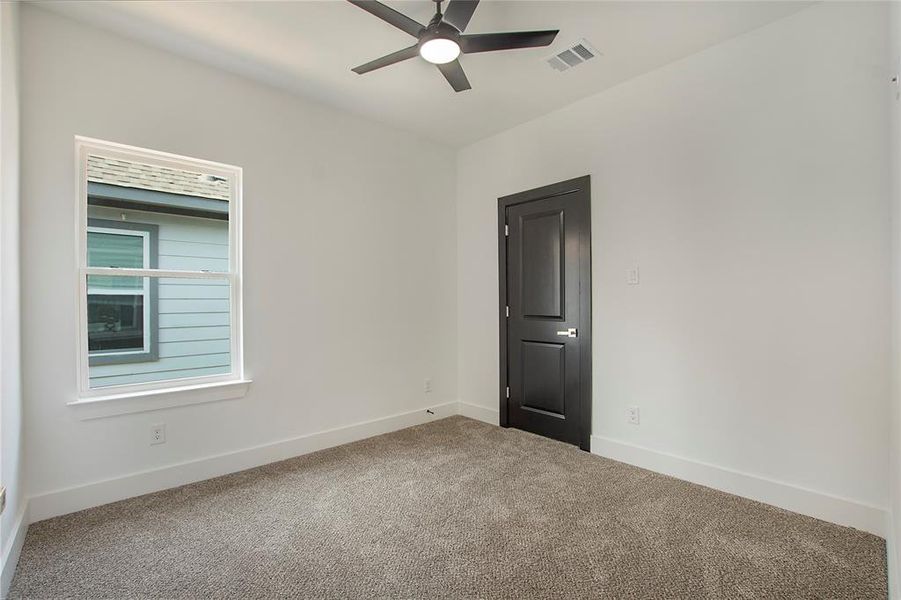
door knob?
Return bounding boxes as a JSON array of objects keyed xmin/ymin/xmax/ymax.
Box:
[{"xmin": 556, "ymin": 328, "xmax": 578, "ymax": 338}]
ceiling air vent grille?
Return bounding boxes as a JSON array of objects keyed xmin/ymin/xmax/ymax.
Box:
[{"xmin": 546, "ymin": 39, "xmax": 600, "ymax": 72}]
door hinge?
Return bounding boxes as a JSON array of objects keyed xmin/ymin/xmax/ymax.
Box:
[
  {"xmin": 505, "ymin": 386, "xmax": 510, "ymax": 399},
  {"xmin": 505, "ymin": 305, "xmax": 510, "ymax": 318},
  {"xmin": 504, "ymin": 224, "xmax": 509, "ymax": 236}
]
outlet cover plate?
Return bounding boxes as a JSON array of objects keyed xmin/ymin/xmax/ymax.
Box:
[
  {"xmin": 626, "ymin": 406, "xmax": 640, "ymax": 425},
  {"xmin": 627, "ymin": 267, "xmax": 640, "ymax": 285},
  {"xmin": 151, "ymin": 424, "xmax": 166, "ymax": 445}
]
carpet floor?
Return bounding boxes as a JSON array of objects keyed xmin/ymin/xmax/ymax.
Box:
[{"xmin": 10, "ymin": 416, "xmax": 886, "ymax": 599}]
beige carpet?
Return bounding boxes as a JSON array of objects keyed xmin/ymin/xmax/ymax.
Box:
[{"xmin": 10, "ymin": 416, "xmax": 886, "ymax": 599}]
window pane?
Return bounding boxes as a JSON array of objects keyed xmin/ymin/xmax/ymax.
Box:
[
  {"xmin": 93, "ymin": 206, "xmax": 229, "ymax": 272},
  {"xmin": 87, "ymin": 231, "xmax": 144, "ymax": 289},
  {"xmin": 87, "ymin": 154, "xmax": 230, "ymax": 272},
  {"xmin": 87, "ymin": 231, "xmax": 144, "ymax": 268},
  {"xmin": 87, "ymin": 274, "xmax": 150, "ymax": 363},
  {"xmin": 88, "ymin": 294, "xmax": 144, "ymax": 352},
  {"xmin": 88, "ymin": 275, "xmax": 231, "ymax": 389}
]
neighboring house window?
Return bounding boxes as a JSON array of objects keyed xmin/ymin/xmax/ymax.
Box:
[
  {"xmin": 76, "ymin": 138, "xmax": 243, "ymax": 398},
  {"xmin": 87, "ymin": 219, "xmax": 159, "ymax": 365}
]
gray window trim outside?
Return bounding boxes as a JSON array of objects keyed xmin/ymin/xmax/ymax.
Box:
[
  {"xmin": 87, "ymin": 218, "xmax": 160, "ymax": 366},
  {"xmin": 87, "ymin": 182, "xmax": 228, "ymax": 220}
]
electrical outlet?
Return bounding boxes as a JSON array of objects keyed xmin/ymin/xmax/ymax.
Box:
[
  {"xmin": 151, "ymin": 423, "xmax": 166, "ymax": 445},
  {"xmin": 626, "ymin": 266, "xmax": 640, "ymax": 285},
  {"xmin": 424, "ymin": 378, "xmax": 432, "ymax": 393},
  {"xmin": 626, "ymin": 406, "xmax": 640, "ymax": 425}
]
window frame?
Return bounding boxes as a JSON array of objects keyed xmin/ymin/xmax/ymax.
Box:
[
  {"xmin": 86, "ymin": 219, "xmax": 159, "ymax": 366},
  {"xmin": 75, "ymin": 137, "xmax": 244, "ymax": 400}
]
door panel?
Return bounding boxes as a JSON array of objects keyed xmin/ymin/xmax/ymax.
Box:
[
  {"xmin": 499, "ymin": 176, "xmax": 591, "ymax": 449},
  {"xmin": 521, "ymin": 340, "xmax": 565, "ymax": 416},
  {"xmin": 520, "ymin": 211, "xmax": 564, "ymax": 319}
]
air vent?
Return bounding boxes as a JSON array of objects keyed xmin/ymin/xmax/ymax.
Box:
[{"xmin": 546, "ymin": 39, "xmax": 600, "ymax": 72}]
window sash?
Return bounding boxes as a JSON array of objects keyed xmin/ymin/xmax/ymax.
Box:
[
  {"xmin": 87, "ymin": 226, "xmax": 151, "ymax": 356},
  {"xmin": 86, "ymin": 293, "xmax": 147, "ymax": 357},
  {"xmin": 82, "ymin": 267, "xmax": 234, "ymax": 280},
  {"xmin": 75, "ymin": 136, "xmax": 243, "ymax": 399},
  {"xmin": 86, "ymin": 226, "xmax": 149, "ymax": 269},
  {"xmin": 88, "ymin": 288, "xmax": 147, "ymax": 296},
  {"xmin": 78, "ymin": 270, "xmax": 238, "ymax": 394},
  {"xmin": 87, "ymin": 291, "xmax": 149, "ymax": 356}
]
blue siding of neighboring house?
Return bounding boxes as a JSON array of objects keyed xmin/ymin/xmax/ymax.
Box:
[{"xmin": 88, "ymin": 205, "xmax": 231, "ymax": 388}]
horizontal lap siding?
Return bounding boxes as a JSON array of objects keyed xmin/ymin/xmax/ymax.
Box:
[
  {"xmin": 159, "ymin": 313, "xmax": 229, "ymax": 327},
  {"xmin": 158, "ymin": 325, "xmax": 230, "ymax": 343},
  {"xmin": 88, "ymin": 206, "xmax": 231, "ymax": 388},
  {"xmin": 90, "ymin": 352, "xmax": 231, "ymax": 377},
  {"xmin": 158, "ymin": 298, "xmax": 230, "ymax": 313},
  {"xmin": 91, "ymin": 365, "xmax": 233, "ymax": 388}
]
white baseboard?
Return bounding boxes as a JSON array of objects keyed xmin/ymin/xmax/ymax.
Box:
[
  {"xmin": 457, "ymin": 401, "xmax": 499, "ymax": 425},
  {"xmin": 1, "ymin": 503, "xmax": 29, "ymax": 598},
  {"xmin": 28, "ymin": 401, "xmax": 458, "ymax": 524},
  {"xmin": 889, "ymin": 511, "xmax": 900, "ymax": 599},
  {"xmin": 591, "ymin": 434, "xmax": 887, "ymax": 537}
]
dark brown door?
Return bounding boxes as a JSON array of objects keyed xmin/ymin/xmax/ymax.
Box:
[{"xmin": 498, "ymin": 176, "xmax": 591, "ymax": 449}]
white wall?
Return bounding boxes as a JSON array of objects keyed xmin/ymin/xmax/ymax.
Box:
[
  {"xmin": 20, "ymin": 6, "xmax": 457, "ymax": 506},
  {"xmin": 457, "ymin": 2, "xmax": 890, "ymax": 524},
  {"xmin": 889, "ymin": 1, "xmax": 901, "ymax": 595},
  {"xmin": 0, "ymin": 0, "xmax": 26, "ymax": 593}
]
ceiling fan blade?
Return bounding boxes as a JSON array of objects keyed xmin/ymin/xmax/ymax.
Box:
[
  {"xmin": 442, "ymin": 0, "xmax": 479, "ymax": 32},
  {"xmin": 461, "ymin": 30, "xmax": 559, "ymax": 54},
  {"xmin": 352, "ymin": 45, "xmax": 420, "ymax": 74},
  {"xmin": 437, "ymin": 60, "xmax": 471, "ymax": 92},
  {"xmin": 347, "ymin": 0, "xmax": 424, "ymax": 38}
]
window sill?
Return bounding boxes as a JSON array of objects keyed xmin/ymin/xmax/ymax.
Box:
[{"xmin": 68, "ymin": 379, "xmax": 252, "ymax": 420}]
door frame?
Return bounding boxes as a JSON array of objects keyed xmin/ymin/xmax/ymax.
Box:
[{"xmin": 497, "ymin": 175, "xmax": 592, "ymax": 450}]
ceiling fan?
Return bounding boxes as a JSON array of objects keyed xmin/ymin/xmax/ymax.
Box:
[{"xmin": 348, "ymin": 0, "xmax": 559, "ymax": 92}]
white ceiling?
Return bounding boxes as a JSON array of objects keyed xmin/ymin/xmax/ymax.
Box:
[{"xmin": 37, "ymin": 0, "xmax": 811, "ymax": 147}]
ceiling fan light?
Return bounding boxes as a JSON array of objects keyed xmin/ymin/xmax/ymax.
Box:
[{"xmin": 419, "ymin": 38, "xmax": 461, "ymax": 64}]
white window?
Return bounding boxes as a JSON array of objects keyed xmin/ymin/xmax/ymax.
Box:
[
  {"xmin": 75, "ymin": 137, "xmax": 244, "ymax": 401},
  {"xmin": 87, "ymin": 222, "xmax": 156, "ymax": 365}
]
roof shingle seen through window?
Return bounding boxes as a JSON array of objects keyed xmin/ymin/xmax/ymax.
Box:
[{"xmin": 87, "ymin": 155, "xmax": 230, "ymax": 201}]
